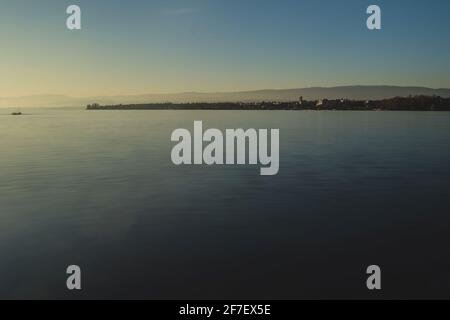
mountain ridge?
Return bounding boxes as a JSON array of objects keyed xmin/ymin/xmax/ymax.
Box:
[{"xmin": 2, "ymin": 86, "xmax": 450, "ymax": 108}]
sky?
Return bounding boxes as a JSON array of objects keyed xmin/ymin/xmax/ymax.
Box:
[{"xmin": 1, "ymin": 0, "xmax": 450, "ymax": 97}]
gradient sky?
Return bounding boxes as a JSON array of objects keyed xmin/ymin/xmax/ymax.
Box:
[{"xmin": 1, "ymin": 0, "xmax": 450, "ymax": 97}]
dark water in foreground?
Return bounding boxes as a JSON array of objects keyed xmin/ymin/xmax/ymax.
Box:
[{"xmin": 1, "ymin": 109, "xmax": 450, "ymax": 299}]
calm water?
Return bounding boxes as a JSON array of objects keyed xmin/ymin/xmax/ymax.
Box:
[{"xmin": 1, "ymin": 108, "xmax": 450, "ymax": 299}]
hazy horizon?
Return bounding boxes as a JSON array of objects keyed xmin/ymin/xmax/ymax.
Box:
[
  {"xmin": 2, "ymin": 85, "xmax": 450, "ymax": 108},
  {"xmin": 2, "ymin": 84, "xmax": 450, "ymax": 99}
]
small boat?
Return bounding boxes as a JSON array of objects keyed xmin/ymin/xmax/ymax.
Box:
[{"xmin": 11, "ymin": 112, "xmax": 22, "ymax": 115}]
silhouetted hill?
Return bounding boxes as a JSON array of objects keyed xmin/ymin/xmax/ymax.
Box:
[{"xmin": 2, "ymin": 86, "xmax": 450, "ymax": 107}]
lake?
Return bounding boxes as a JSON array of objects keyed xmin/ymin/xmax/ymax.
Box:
[{"xmin": 1, "ymin": 108, "xmax": 450, "ymax": 299}]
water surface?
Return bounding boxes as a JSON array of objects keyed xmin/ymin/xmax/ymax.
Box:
[{"xmin": 1, "ymin": 108, "xmax": 450, "ymax": 299}]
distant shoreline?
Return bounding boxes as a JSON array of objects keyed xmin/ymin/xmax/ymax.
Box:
[
  {"xmin": 86, "ymin": 96, "xmax": 450, "ymax": 111},
  {"xmin": 4, "ymin": 86, "xmax": 450, "ymax": 108}
]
